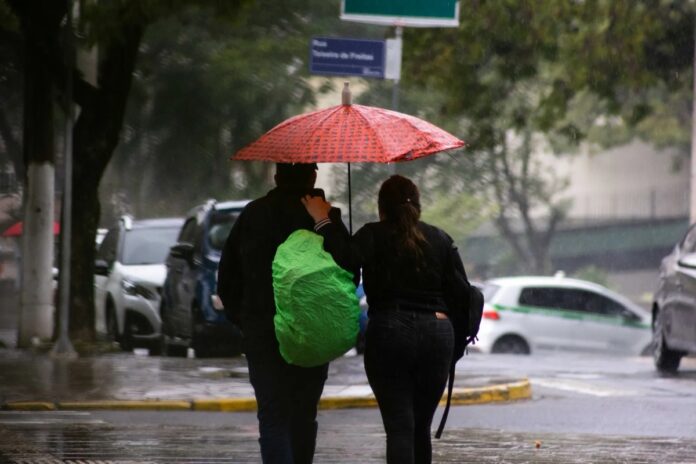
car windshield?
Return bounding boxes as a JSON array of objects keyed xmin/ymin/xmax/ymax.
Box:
[
  {"xmin": 208, "ymin": 210, "xmax": 241, "ymax": 251},
  {"xmin": 482, "ymin": 283, "xmax": 500, "ymax": 301},
  {"xmin": 121, "ymin": 226, "xmax": 180, "ymax": 265}
]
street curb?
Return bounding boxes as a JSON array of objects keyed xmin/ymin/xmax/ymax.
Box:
[{"xmin": 2, "ymin": 379, "xmax": 531, "ymax": 412}]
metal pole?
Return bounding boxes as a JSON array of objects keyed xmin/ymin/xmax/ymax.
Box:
[
  {"xmin": 390, "ymin": 26, "xmax": 402, "ymax": 175},
  {"xmin": 391, "ymin": 26, "xmax": 402, "ymax": 112},
  {"xmin": 347, "ymin": 162, "xmax": 353, "ymax": 235},
  {"xmin": 689, "ymin": 16, "xmax": 696, "ymax": 224},
  {"xmin": 53, "ymin": 0, "xmax": 76, "ymax": 357},
  {"xmin": 690, "ymin": 13, "xmax": 696, "ymax": 225}
]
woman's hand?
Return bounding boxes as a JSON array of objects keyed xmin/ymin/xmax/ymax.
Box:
[{"xmin": 301, "ymin": 195, "xmax": 332, "ymax": 223}]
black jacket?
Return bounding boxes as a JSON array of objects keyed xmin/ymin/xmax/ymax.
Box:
[
  {"xmin": 217, "ymin": 186, "xmax": 348, "ymax": 354},
  {"xmin": 316, "ymin": 219, "xmax": 469, "ymax": 316}
]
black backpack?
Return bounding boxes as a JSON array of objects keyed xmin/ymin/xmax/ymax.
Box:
[{"xmin": 436, "ymin": 246, "xmax": 484, "ymax": 439}]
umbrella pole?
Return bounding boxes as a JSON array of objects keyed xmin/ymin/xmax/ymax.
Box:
[{"xmin": 347, "ymin": 162, "xmax": 352, "ymax": 235}]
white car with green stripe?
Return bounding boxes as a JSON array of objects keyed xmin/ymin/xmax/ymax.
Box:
[{"xmin": 476, "ymin": 276, "xmax": 652, "ymax": 355}]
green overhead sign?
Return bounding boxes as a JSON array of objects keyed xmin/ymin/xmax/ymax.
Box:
[{"xmin": 341, "ymin": 0, "xmax": 460, "ymax": 27}]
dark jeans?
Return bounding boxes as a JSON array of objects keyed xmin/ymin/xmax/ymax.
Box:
[
  {"xmin": 364, "ymin": 308, "xmax": 454, "ymax": 464},
  {"xmin": 246, "ymin": 348, "xmax": 329, "ymax": 464}
]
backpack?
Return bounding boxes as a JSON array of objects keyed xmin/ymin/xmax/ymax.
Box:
[
  {"xmin": 272, "ymin": 229, "xmax": 361, "ymax": 367},
  {"xmin": 436, "ymin": 246, "xmax": 484, "ymax": 439}
]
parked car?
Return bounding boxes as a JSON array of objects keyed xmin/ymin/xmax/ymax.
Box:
[
  {"xmin": 355, "ymin": 282, "xmax": 368, "ymax": 354},
  {"xmin": 653, "ymin": 223, "xmax": 696, "ymax": 373},
  {"xmin": 160, "ymin": 199, "xmax": 249, "ymax": 357},
  {"xmin": 94, "ymin": 216, "xmax": 184, "ymax": 353},
  {"xmin": 475, "ymin": 275, "xmax": 652, "ymax": 355}
]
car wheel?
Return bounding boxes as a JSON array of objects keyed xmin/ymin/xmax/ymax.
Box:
[
  {"xmin": 163, "ymin": 337, "xmax": 188, "ymax": 357},
  {"xmin": 653, "ymin": 310, "xmax": 682, "ymax": 373},
  {"xmin": 119, "ymin": 313, "xmax": 134, "ymax": 352},
  {"xmin": 192, "ymin": 304, "xmax": 215, "ymax": 358},
  {"xmin": 148, "ymin": 339, "xmax": 163, "ymax": 356},
  {"xmin": 491, "ymin": 335, "xmax": 530, "ymax": 355},
  {"xmin": 106, "ymin": 302, "xmax": 120, "ymax": 344}
]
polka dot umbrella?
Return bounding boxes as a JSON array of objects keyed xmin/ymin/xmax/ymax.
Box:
[
  {"xmin": 232, "ymin": 82, "xmax": 466, "ymax": 231},
  {"xmin": 233, "ymin": 83, "xmax": 465, "ymax": 164}
]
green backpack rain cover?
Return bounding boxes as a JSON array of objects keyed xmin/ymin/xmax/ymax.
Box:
[{"xmin": 272, "ymin": 229, "xmax": 360, "ymax": 367}]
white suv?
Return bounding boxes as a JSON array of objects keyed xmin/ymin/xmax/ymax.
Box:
[
  {"xmin": 94, "ymin": 216, "xmax": 183, "ymax": 353},
  {"xmin": 475, "ymin": 276, "xmax": 652, "ymax": 356}
]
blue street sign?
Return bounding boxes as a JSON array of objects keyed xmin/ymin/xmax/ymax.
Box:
[{"xmin": 309, "ymin": 37, "xmax": 385, "ymax": 78}]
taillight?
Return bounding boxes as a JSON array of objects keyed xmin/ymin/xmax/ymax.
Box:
[{"xmin": 482, "ymin": 305, "xmax": 500, "ymax": 320}]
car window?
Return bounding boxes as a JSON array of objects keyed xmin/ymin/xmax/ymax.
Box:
[
  {"xmin": 207, "ymin": 210, "xmax": 241, "ymax": 251},
  {"xmin": 178, "ymin": 218, "xmax": 198, "ymax": 244},
  {"xmin": 519, "ymin": 287, "xmax": 565, "ymax": 309},
  {"xmin": 96, "ymin": 228, "xmax": 119, "ymax": 264},
  {"xmin": 582, "ymin": 291, "xmax": 626, "ymax": 316},
  {"xmin": 680, "ymin": 225, "xmax": 696, "ymax": 254},
  {"xmin": 519, "ymin": 286, "xmax": 628, "ymax": 317},
  {"xmin": 121, "ymin": 226, "xmax": 180, "ymax": 265}
]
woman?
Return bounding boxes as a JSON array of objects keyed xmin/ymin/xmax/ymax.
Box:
[{"xmin": 302, "ymin": 175, "xmax": 470, "ymax": 464}]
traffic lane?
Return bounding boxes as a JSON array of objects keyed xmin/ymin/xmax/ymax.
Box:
[
  {"xmin": 3, "ymin": 411, "xmax": 696, "ymax": 463},
  {"xmin": 459, "ymin": 351, "xmax": 696, "ymax": 387}
]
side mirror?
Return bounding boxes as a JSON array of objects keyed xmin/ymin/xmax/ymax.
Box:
[
  {"xmin": 170, "ymin": 243, "xmax": 195, "ymax": 265},
  {"xmin": 94, "ymin": 259, "xmax": 110, "ymax": 276},
  {"xmin": 678, "ymin": 252, "xmax": 696, "ymax": 270}
]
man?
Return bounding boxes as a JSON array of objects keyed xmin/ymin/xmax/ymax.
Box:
[{"xmin": 217, "ymin": 163, "xmax": 349, "ymax": 464}]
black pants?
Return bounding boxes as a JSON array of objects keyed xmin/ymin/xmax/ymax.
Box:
[
  {"xmin": 246, "ymin": 348, "xmax": 329, "ymax": 464},
  {"xmin": 364, "ymin": 309, "xmax": 454, "ymax": 464}
]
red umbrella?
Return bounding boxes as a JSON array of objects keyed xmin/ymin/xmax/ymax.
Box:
[
  {"xmin": 232, "ymin": 83, "xmax": 465, "ymax": 231},
  {"xmin": 234, "ymin": 84, "xmax": 464, "ymax": 163},
  {"xmin": 1, "ymin": 221, "xmax": 60, "ymax": 237}
]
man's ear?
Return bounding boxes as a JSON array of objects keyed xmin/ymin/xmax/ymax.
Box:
[{"xmin": 309, "ymin": 171, "xmax": 317, "ymax": 186}]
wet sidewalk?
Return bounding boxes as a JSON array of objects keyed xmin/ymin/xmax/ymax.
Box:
[
  {"xmin": 0, "ymin": 348, "xmax": 530, "ymax": 411},
  {"xmin": 3, "ymin": 413, "xmax": 696, "ymax": 463}
]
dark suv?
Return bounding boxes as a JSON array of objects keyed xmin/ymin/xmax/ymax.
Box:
[
  {"xmin": 160, "ymin": 200, "xmax": 249, "ymax": 357},
  {"xmin": 653, "ymin": 222, "xmax": 696, "ymax": 373}
]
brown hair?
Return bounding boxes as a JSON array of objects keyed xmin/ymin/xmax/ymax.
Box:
[{"xmin": 378, "ymin": 175, "xmax": 427, "ymax": 260}]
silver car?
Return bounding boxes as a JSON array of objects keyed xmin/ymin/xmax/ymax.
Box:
[{"xmin": 653, "ymin": 223, "xmax": 696, "ymax": 373}]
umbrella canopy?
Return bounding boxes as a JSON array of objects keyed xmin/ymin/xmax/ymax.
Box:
[
  {"xmin": 1, "ymin": 221, "xmax": 60, "ymax": 237},
  {"xmin": 233, "ymin": 83, "xmax": 464, "ymax": 164}
]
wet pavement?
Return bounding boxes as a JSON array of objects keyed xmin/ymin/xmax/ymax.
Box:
[
  {"xmin": 0, "ymin": 348, "xmax": 521, "ymax": 405},
  {"xmin": 2, "ymin": 411, "xmax": 696, "ymax": 463}
]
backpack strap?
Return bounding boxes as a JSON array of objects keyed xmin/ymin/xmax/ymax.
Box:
[{"xmin": 435, "ymin": 360, "xmax": 456, "ymax": 439}]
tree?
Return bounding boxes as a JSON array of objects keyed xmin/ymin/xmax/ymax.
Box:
[
  {"xmin": 403, "ymin": 0, "xmax": 695, "ymax": 274},
  {"xmin": 101, "ymin": 0, "xmax": 384, "ymax": 221},
  {"xmin": 4, "ymin": 1, "xmax": 247, "ymax": 344},
  {"xmin": 0, "ymin": 2, "xmax": 22, "ymax": 183},
  {"xmin": 3, "ymin": 0, "xmax": 381, "ymax": 344}
]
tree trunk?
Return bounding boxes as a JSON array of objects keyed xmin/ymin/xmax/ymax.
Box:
[{"xmin": 69, "ymin": 21, "xmax": 144, "ymax": 341}]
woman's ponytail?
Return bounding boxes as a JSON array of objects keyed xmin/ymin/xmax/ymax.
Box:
[{"xmin": 378, "ymin": 175, "xmax": 427, "ymax": 261}]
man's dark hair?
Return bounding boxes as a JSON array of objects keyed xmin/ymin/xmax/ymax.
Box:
[{"xmin": 274, "ymin": 163, "xmax": 318, "ymax": 189}]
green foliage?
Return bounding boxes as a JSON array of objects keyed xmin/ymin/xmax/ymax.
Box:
[{"xmin": 102, "ymin": 0, "xmax": 384, "ymax": 220}]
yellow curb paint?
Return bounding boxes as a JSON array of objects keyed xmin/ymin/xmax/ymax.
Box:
[
  {"xmin": 193, "ymin": 398, "xmax": 257, "ymax": 412},
  {"xmin": 57, "ymin": 400, "xmax": 191, "ymax": 411},
  {"xmin": 442, "ymin": 379, "xmax": 532, "ymax": 406},
  {"xmin": 319, "ymin": 396, "xmax": 378, "ymax": 410},
  {"xmin": 4, "ymin": 401, "xmax": 56, "ymax": 411},
  {"xmin": 4, "ymin": 380, "xmax": 531, "ymax": 412}
]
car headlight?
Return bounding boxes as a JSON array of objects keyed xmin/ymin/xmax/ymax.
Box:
[{"xmin": 121, "ymin": 279, "xmax": 156, "ymax": 300}]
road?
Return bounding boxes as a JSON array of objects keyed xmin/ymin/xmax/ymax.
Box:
[{"xmin": 1, "ymin": 351, "xmax": 695, "ymax": 462}]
